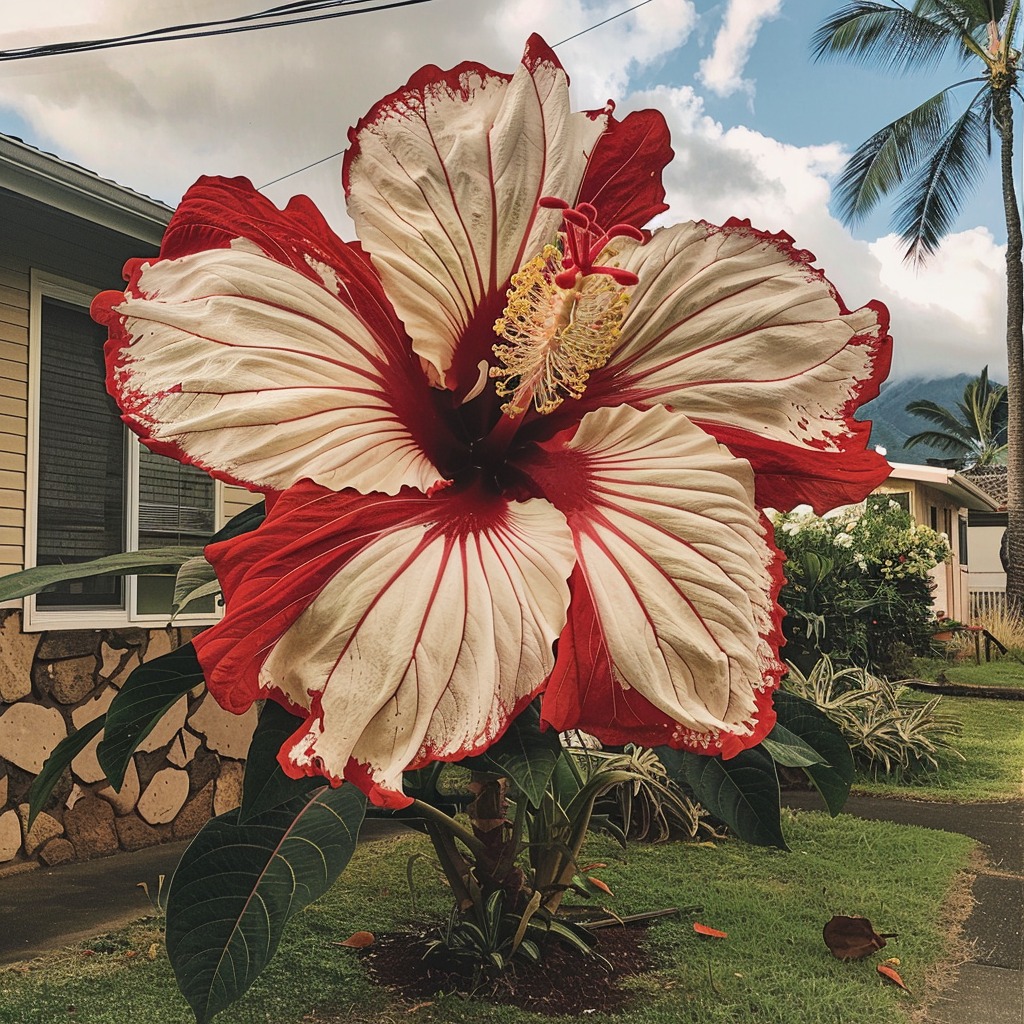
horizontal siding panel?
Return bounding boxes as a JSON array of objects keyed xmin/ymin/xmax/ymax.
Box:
[
  {"xmin": 0, "ymin": 339, "xmax": 27, "ymax": 364},
  {"xmin": 0, "ymin": 284, "xmax": 28, "ymax": 309},
  {"xmin": 0, "ymin": 414, "xmax": 25, "ymax": 437},
  {"xmin": 0, "ymin": 469, "xmax": 24, "ymax": 491},
  {"xmin": 0, "ymin": 378, "xmax": 27, "ymax": 401},
  {"xmin": 0, "ymin": 321, "xmax": 28, "ymax": 347},
  {"xmin": 0, "ymin": 302, "xmax": 28, "ymax": 330},
  {"xmin": 0, "ymin": 547, "xmax": 26, "ymax": 573},
  {"xmin": 0, "ymin": 526, "xmax": 23, "ymax": 547},
  {"xmin": 0, "ymin": 433, "xmax": 27, "ymax": 456},
  {"xmin": 0, "ymin": 488, "xmax": 24, "ymax": 509},
  {"xmin": 0, "ymin": 505, "xmax": 25, "ymax": 527},
  {"xmin": 0, "ymin": 396, "xmax": 25, "ymax": 419},
  {"xmin": 0, "ymin": 358, "xmax": 28, "ymax": 384}
]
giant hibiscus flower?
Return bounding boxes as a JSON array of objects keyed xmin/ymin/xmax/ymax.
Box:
[{"xmin": 93, "ymin": 36, "xmax": 891, "ymax": 808}]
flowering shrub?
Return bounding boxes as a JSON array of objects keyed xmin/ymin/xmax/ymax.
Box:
[{"xmin": 774, "ymin": 500, "xmax": 950, "ymax": 674}]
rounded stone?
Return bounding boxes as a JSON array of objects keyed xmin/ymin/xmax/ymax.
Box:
[
  {"xmin": 137, "ymin": 768, "xmax": 190, "ymax": 825},
  {"xmin": 36, "ymin": 657, "xmax": 98, "ymax": 705},
  {"xmin": 38, "ymin": 837, "xmax": 76, "ymax": 866},
  {"xmin": 71, "ymin": 687, "xmax": 116, "ymax": 785},
  {"xmin": 96, "ymin": 760, "xmax": 141, "ymax": 817},
  {"xmin": 0, "ymin": 612, "xmax": 37, "ymax": 702},
  {"xmin": 0, "ymin": 809, "xmax": 21, "ymax": 862},
  {"xmin": 115, "ymin": 814, "xmax": 162, "ymax": 852},
  {"xmin": 64, "ymin": 795, "xmax": 119, "ymax": 859},
  {"xmin": 0, "ymin": 704, "xmax": 66, "ymax": 773},
  {"xmin": 17, "ymin": 805, "xmax": 63, "ymax": 857},
  {"xmin": 172, "ymin": 782, "xmax": 213, "ymax": 840},
  {"xmin": 214, "ymin": 761, "xmax": 244, "ymax": 816},
  {"xmin": 188, "ymin": 695, "xmax": 258, "ymax": 759}
]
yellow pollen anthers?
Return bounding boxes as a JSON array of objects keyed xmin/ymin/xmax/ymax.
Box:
[{"xmin": 490, "ymin": 245, "xmax": 632, "ymax": 416}]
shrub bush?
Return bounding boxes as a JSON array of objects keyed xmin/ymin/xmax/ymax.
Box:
[
  {"xmin": 784, "ymin": 656, "xmax": 962, "ymax": 779},
  {"xmin": 773, "ymin": 499, "xmax": 950, "ymax": 675}
]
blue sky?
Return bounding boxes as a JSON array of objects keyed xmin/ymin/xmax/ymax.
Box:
[{"xmin": 0, "ymin": 0, "xmax": 1012, "ymax": 379}]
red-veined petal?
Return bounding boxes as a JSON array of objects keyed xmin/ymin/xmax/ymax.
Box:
[
  {"xmin": 520, "ymin": 404, "xmax": 784, "ymax": 754},
  {"xmin": 343, "ymin": 34, "xmax": 606, "ymax": 394},
  {"xmin": 193, "ymin": 483, "xmax": 574, "ymax": 806},
  {"xmin": 551, "ymin": 219, "xmax": 890, "ymax": 513},
  {"xmin": 94, "ymin": 177, "xmax": 451, "ymax": 496},
  {"xmin": 578, "ymin": 107, "xmax": 673, "ymax": 231}
]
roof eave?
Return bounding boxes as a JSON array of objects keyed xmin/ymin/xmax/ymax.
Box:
[{"xmin": 0, "ymin": 135, "xmax": 172, "ymax": 245}]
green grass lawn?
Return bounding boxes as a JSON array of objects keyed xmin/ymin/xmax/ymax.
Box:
[
  {"xmin": 0, "ymin": 817, "xmax": 974, "ymax": 1024},
  {"xmin": 910, "ymin": 655, "xmax": 1024, "ymax": 689},
  {"xmin": 853, "ymin": 694, "xmax": 1024, "ymax": 802}
]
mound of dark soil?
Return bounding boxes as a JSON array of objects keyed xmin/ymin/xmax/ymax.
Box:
[{"xmin": 360, "ymin": 923, "xmax": 654, "ymax": 1016}]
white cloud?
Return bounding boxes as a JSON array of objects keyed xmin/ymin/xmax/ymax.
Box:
[
  {"xmin": 697, "ymin": 0, "xmax": 783, "ymax": 97},
  {"xmin": 623, "ymin": 84, "xmax": 1009, "ymax": 381}
]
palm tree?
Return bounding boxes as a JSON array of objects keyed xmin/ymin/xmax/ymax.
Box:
[
  {"xmin": 812, "ymin": 0, "xmax": 1024, "ymax": 611},
  {"xmin": 904, "ymin": 366, "xmax": 1009, "ymax": 466}
]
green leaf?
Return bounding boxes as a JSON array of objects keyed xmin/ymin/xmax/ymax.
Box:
[
  {"xmin": 165, "ymin": 784, "xmax": 366, "ymax": 1024},
  {"xmin": 773, "ymin": 690, "xmax": 854, "ymax": 816},
  {"xmin": 172, "ymin": 556, "xmax": 220, "ymax": 617},
  {"xmin": 676, "ymin": 747, "xmax": 788, "ymax": 850},
  {"xmin": 97, "ymin": 644, "xmax": 205, "ymax": 790},
  {"xmin": 0, "ymin": 546, "xmax": 204, "ymax": 602},
  {"xmin": 463, "ymin": 703, "xmax": 561, "ymax": 807},
  {"xmin": 239, "ymin": 700, "xmax": 319, "ymax": 823},
  {"xmin": 209, "ymin": 500, "xmax": 266, "ymax": 545},
  {"xmin": 760, "ymin": 724, "xmax": 827, "ymax": 768},
  {"xmin": 26, "ymin": 716, "xmax": 106, "ymax": 827}
]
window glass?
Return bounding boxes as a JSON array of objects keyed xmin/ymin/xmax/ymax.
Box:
[{"xmin": 36, "ymin": 297, "xmax": 125, "ymax": 609}]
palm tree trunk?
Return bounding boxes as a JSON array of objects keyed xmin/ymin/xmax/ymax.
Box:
[{"xmin": 995, "ymin": 85, "xmax": 1024, "ymax": 615}]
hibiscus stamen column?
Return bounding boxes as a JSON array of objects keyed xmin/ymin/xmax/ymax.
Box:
[{"xmin": 483, "ymin": 199, "xmax": 641, "ymax": 453}]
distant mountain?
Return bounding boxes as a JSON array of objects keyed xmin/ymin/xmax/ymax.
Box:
[{"xmin": 860, "ymin": 374, "xmax": 977, "ymax": 466}]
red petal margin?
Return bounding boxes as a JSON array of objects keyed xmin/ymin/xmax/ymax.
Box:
[
  {"xmin": 577, "ymin": 107, "xmax": 672, "ymax": 231},
  {"xmin": 193, "ymin": 483, "xmax": 425, "ymax": 716},
  {"xmin": 160, "ymin": 176, "xmax": 407, "ymax": 361}
]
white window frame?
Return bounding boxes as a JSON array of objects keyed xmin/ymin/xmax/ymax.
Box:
[{"xmin": 25, "ymin": 270, "xmax": 223, "ymax": 631}]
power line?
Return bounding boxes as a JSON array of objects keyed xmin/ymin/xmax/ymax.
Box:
[
  {"xmin": 0, "ymin": 0, "xmax": 441, "ymax": 61},
  {"xmin": 257, "ymin": 0, "xmax": 659, "ymax": 190}
]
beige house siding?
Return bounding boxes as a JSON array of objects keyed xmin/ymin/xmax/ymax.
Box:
[
  {"xmin": 0, "ymin": 138, "xmax": 267, "ymax": 870},
  {"xmin": 0, "ymin": 257, "xmax": 28, "ymax": 578}
]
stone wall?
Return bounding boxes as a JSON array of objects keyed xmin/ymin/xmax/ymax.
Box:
[{"xmin": 0, "ymin": 611, "xmax": 257, "ymax": 870}]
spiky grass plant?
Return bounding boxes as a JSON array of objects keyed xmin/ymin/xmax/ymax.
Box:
[{"xmin": 784, "ymin": 657, "xmax": 963, "ymax": 779}]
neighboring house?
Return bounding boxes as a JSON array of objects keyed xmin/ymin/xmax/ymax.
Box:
[
  {"xmin": 871, "ymin": 462, "xmax": 999, "ymax": 622},
  {"xmin": 0, "ymin": 134, "xmax": 260, "ymax": 869},
  {"xmin": 960, "ymin": 465, "xmax": 1009, "ymax": 616}
]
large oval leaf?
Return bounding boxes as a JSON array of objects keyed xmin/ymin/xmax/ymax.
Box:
[
  {"xmin": 0, "ymin": 546, "xmax": 204, "ymax": 602},
  {"xmin": 172, "ymin": 555, "xmax": 220, "ymax": 617},
  {"xmin": 166, "ymin": 784, "xmax": 367, "ymax": 1023},
  {"xmin": 239, "ymin": 700, "xmax": 320, "ymax": 823},
  {"xmin": 674, "ymin": 746, "xmax": 787, "ymax": 849},
  {"xmin": 772, "ymin": 690, "xmax": 854, "ymax": 815},
  {"xmin": 478, "ymin": 702, "xmax": 562, "ymax": 807},
  {"xmin": 97, "ymin": 643, "xmax": 205, "ymax": 789}
]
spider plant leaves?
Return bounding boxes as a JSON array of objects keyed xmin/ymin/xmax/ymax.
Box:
[
  {"xmin": 672, "ymin": 746, "xmax": 788, "ymax": 850},
  {"xmin": 239, "ymin": 700, "xmax": 321, "ymax": 823},
  {"xmin": 769, "ymin": 690, "xmax": 855, "ymax": 815},
  {"xmin": 0, "ymin": 546, "xmax": 204, "ymax": 602},
  {"xmin": 165, "ymin": 783, "xmax": 366, "ymax": 1024},
  {"xmin": 25, "ymin": 715, "xmax": 106, "ymax": 827},
  {"xmin": 96, "ymin": 643, "xmax": 205, "ymax": 790}
]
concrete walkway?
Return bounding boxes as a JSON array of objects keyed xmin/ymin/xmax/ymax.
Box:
[
  {"xmin": 0, "ymin": 799, "xmax": 1020, "ymax": 1021},
  {"xmin": 786, "ymin": 792, "xmax": 1024, "ymax": 1024}
]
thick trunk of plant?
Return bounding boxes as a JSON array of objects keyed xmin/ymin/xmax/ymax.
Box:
[
  {"xmin": 995, "ymin": 86, "xmax": 1024, "ymax": 615},
  {"xmin": 466, "ymin": 773, "xmax": 526, "ymax": 907}
]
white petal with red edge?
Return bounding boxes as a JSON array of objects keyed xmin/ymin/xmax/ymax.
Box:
[
  {"xmin": 105, "ymin": 244, "xmax": 445, "ymax": 495},
  {"xmin": 262, "ymin": 497, "xmax": 574, "ymax": 801},
  {"xmin": 600, "ymin": 220, "xmax": 888, "ymax": 459},
  {"xmin": 344, "ymin": 36, "xmax": 606, "ymax": 384},
  {"xmin": 531, "ymin": 403, "xmax": 783, "ymax": 748}
]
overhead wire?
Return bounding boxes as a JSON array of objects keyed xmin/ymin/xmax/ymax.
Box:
[
  {"xmin": 0, "ymin": 0, "xmax": 441, "ymax": 61},
  {"xmin": 258, "ymin": 0, "xmax": 658, "ymax": 190}
]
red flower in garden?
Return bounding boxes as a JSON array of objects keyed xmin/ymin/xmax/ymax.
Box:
[{"xmin": 92, "ymin": 36, "xmax": 891, "ymax": 808}]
